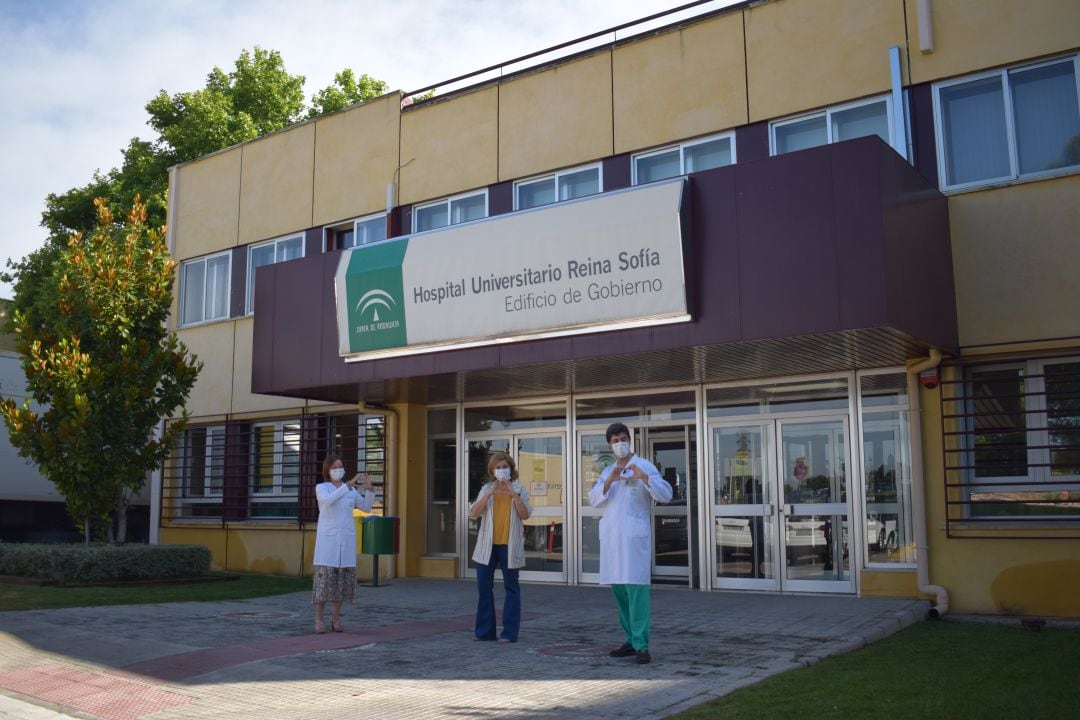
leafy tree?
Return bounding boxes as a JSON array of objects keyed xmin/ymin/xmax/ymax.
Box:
[
  {"xmin": 1, "ymin": 49, "xmax": 391, "ymax": 539},
  {"xmin": 307, "ymin": 69, "xmax": 389, "ymax": 118},
  {"xmin": 1, "ymin": 197, "xmax": 201, "ymax": 543}
]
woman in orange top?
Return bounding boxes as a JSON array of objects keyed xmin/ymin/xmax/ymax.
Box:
[{"xmin": 468, "ymin": 452, "xmax": 532, "ymax": 642}]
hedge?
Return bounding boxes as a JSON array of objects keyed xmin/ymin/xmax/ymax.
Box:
[{"xmin": 0, "ymin": 543, "xmax": 211, "ymax": 584}]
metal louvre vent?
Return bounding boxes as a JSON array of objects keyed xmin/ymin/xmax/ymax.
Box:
[{"xmin": 412, "ymin": 328, "xmax": 927, "ymax": 403}]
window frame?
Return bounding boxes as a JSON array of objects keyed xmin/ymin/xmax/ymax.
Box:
[
  {"xmin": 932, "ymin": 54, "xmax": 1080, "ymax": 193},
  {"xmin": 413, "ymin": 189, "xmax": 489, "ymax": 233},
  {"xmin": 769, "ymin": 94, "xmax": 896, "ymax": 157},
  {"xmin": 960, "ymin": 356, "xmax": 1080, "ymax": 516},
  {"xmin": 513, "ymin": 163, "xmax": 603, "ymax": 211},
  {"xmin": 180, "ymin": 425, "xmax": 226, "ymax": 499},
  {"xmin": 179, "ymin": 250, "xmax": 232, "ymax": 327},
  {"xmin": 325, "ymin": 212, "xmax": 389, "ymax": 252},
  {"xmin": 245, "ymin": 233, "xmax": 305, "ymax": 315},
  {"xmin": 631, "ymin": 132, "xmax": 736, "ymax": 186},
  {"xmin": 250, "ymin": 419, "xmax": 302, "ymax": 498}
]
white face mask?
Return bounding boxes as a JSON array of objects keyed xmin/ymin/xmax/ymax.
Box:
[
  {"xmin": 494, "ymin": 467, "xmax": 512, "ymax": 481},
  {"xmin": 329, "ymin": 468, "xmax": 345, "ymax": 481},
  {"xmin": 611, "ymin": 441, "xmax": 631, "ymax": 459}
]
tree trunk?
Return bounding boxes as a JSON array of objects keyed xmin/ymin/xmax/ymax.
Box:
[
  {"xmin": 84, "ymin": 518, "xmax": 90, "ymax": 545},
  {"xmin": 115, "ymin": 488, "xmax": 129, "ymax": 544}
]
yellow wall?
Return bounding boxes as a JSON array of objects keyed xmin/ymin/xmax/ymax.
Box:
[
  {"xmin": 238, "ymin": 123, "xmax": 315, "ymax": 246},
  {"xmin": 391, "ymin": 403, "xmax": 427, "ymax": 576},
  {"xmin": 919, "ymin": 378, "xmax": 1080, "ymax": 616},
  {"xmin": 230, "ymin": 319, "xmax": 308, "ymax": 415},
  {"xmin": 949, "ymin": 175, "xmax": 1080, "ymax": 348},
  {"xmin": 613, "ymin": 13, "xmax": 747, "ymax": 153},
  {"xmin": 860, "ymin": 570, "xmax": 919, "ymax": 598},
  {"xmin": 177, "ymin": 322, "xmax": 237, "ymax": 417},
  {"xmin": 907, "ymin": 0, "xmax": 1080, "ymax": 84},
  {"xmin": 172, "ymin": 148, "xmax": 242, "ymax": 259},
  {"xmin": 399, "ymin": 87, "xmax": 498, "ymax": 206},
  {"xmin": 745, "ymin": 0, "xmax": 904, "ymax": 122},
  {"xmin": 499, "ymin": 53, "xmax": 614, "ymax": 181},
  {"xmin": 313, "ymin": 93, "xmax": 401, "ymax": 226}
]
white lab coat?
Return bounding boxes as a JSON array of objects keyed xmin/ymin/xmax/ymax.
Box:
[
  {"xmin": 588, "ymin": 454, "xmax": 673, "ymax": 585},
  {"xmin": 313, "ymin": 482, "xmax": 375, "ymax": 568}
]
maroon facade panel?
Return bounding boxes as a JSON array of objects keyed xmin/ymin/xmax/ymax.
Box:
[{"xmin": 252, "ymin": 136, "xmax": 957, "ymax": 401}]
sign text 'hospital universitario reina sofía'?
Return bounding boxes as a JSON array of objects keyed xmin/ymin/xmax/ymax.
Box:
[{"xmin": 334, "ymin": 178, "xmax": 691, "ymax": 361}]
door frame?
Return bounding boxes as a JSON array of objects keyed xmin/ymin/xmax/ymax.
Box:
[
  {"xmin": 459, "ymin": 427, "xmax": 570, "ymax": 583},
  {"xmin": 706, "ymin": 411, "xmax": 857, "ymax": 594}
]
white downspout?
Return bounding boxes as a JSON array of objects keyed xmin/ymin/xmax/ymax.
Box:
[{"xmin": 907, "ymin": 348, "xmax": 949, "ymax": 617}]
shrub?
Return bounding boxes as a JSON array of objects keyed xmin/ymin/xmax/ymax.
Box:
[{"xmin": 0, "ymin": 543, "xmax": 211, "ymax": 584}]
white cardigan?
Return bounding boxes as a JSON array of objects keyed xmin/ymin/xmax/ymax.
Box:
[{"xmin": 470, "ymin": 481, "xmax": 532, "ymax": 569}]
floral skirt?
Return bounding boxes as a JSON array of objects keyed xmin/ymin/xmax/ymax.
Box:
[{"xmin": 311, "ymin": 565, "xmax": 357, "ymax": 604}]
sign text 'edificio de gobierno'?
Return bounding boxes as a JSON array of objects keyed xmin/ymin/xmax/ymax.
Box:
[{"xmin": 334, "ymin": 178, "xmax": 690, "ymax": 361}]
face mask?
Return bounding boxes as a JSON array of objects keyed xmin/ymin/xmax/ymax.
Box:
[
  {"xmin": 494, "ymin": 467, "xmax": 512, "ymax": 481},
  {"xmin": 612, "ymin": 441, "xmax": 631, "ymax": 459},
  {"xmin": 329, "ymin": 468, "xmax": 345, "ymax": 481}
]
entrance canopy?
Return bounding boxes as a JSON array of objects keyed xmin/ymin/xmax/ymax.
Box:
[{"xmin": 253, "ymin": 136, "xmax": 957, "ymax": 405}]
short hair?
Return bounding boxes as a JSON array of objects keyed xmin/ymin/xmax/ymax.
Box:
[
  {"xmin": 486, "ymin": 451, "xmax": 518, "ymax": 481},
  {"xmin": 605, "ymin": 422, "xmax": 631, "ymax": 443},
  {"xmin": 321, "ymin": 454, "xmax": 342, "ymax": 480}
]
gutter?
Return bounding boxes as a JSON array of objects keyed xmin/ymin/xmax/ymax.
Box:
[{"xmin": 907, "ymin": 347, "xmax": 949, "ymax": 618}]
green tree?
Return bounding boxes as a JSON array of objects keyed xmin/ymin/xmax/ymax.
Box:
[
  {"xmin": 307, "ymin": 69, "xmax": 389, "ymax": 118},
  {"xmin": 1, "ymin": 197, "xmax": 202, "ymax": 543}
]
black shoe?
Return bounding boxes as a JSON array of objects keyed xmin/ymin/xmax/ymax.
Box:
[
  {"xmin": 635, "ymin": 650, "xmax": 652, "ymax": 665},
  {"xmin": 609, "ymin": 642, "xmax": 635, "ymax": 658}
]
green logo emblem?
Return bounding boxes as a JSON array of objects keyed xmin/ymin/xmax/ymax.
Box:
[{"xmin": 344, "ymin": 240, "xmax": 408, "ymax": 353}]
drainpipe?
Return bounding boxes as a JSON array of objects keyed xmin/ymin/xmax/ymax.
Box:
[{"xmin": 907, "ymin": 348, "xmax": 949, "ymax": 618}]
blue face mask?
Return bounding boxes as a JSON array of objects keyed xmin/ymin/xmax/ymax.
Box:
[
  {"xmin": 329, "ymin": 468, "xmax": 345, "ymax": 481},
  {"xmin": 612, "ymin": 441, "xmax": 631, "ymax": 459},
  {"xmin": 494, "ymin": 467, "xmax": 512, "ymax": 481}
]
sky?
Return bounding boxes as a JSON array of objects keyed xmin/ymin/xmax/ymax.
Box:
[{"xmin": 0, "ymin": 0, "xmax": 738, "ymax": 298}]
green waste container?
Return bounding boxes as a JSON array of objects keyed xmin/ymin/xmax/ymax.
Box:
[{"xmin": 360, "ymin": 516, "xmax": 398, "ymax": 587}]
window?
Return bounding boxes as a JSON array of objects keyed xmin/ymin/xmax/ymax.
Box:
[
  {"xmin": 515, "ymin": 164, "xmax": 601, "ymax": 210},
  {"xmin": 771, "ymin": 96, "xmax": 893, "ymax": 156},
  {"xmin": 943, "ymin": 357, "xmax": 1080, "ymax": 524},
  {"xmin": 414, "ymin": 190, "xmax": 487, "ymax": 232},
  {"xmin": 164, "ymin": 424, "xmax": 226, "ymax": 519},
  {"xmin": 328, "ymin": 213, "xmax": 387, "ymax": 251},
  {"xmin": 632, "ymin": 133, "xmax": 734, "ymax": 185},
  {"xmin": 180, "ymin": 252, "xmax": 230, "ymax": 326},
  {"xmin": 934, "ymin": 55, "xmax": 1080, "ymax": 190},
  {"xmin": 182, "ymin": 426, "xmax": 225, "ymax": 498},
  {"xmin": 250, "ymin": 420, "xmax": 300, "ymax": 518},
  {"xmin": 246, "ymin": 234, "xmax": 304, "ymax": 314},
  {"xmin": 858, "ymin": 372, "xmax": 914, "ymax": 565}
]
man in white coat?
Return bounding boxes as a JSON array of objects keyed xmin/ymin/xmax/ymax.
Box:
[{"xmin": 588, "ymin": 422, "xmax": 673, "ymax": 664}]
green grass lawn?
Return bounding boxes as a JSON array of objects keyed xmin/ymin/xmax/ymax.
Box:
[
  {"xmin": 675, "ymin": 620, "xmax": 1080, "ymax": 720},
  {"xmin": 0, "ymin": 573, "xmax": 311, "ymax": 611}
]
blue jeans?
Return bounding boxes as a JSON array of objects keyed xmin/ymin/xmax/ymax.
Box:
[{"xmin": 475, "ymin": 544, "xmax": 521, "ymax": 641}]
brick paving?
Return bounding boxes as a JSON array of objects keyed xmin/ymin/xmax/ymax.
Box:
[{"xmin": 0, "ymin": 578, "xmax": 927, "ymax": 719}]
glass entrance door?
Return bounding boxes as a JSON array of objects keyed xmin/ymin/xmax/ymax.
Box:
[
  {"xmin": 777, "ymin": 417, "xmax": 852, "ymax": 592},
  {"xmin": 465, "ymin": 433, "xmax": 566, "ymax": 582},
  {"xmin": 577, "ymin": 425, "xmax": 695, "ymax": 585},
  {"xmin": 711, "ymin": 416, "xmax": 854, "ymax": 593},
  {"xmin": 648, "ymin": 427, "xmax": 695, "ymax": 584},
  {"xmin": 516, "ymin": 435, "xmax": 565, "ymax": 579}
]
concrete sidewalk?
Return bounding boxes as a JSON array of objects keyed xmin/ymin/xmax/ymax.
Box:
[{"xmin": 0, "ymin": 578, "xmax": 927, "ymax": 719}]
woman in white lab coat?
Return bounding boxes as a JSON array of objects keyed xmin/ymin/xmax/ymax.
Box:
[
  {"xmin": 588, "ymin": 423, "xmax": 672, "ymax": 664},
  {"xmin": 312, "ymin": 454, "xmax": 375, "ymax": 633}
]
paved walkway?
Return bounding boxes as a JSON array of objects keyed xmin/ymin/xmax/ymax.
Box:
[{"xmin": 0, "ymin": 578, "xmax": 927, "ymax": 720}]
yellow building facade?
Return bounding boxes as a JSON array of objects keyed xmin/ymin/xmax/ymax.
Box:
[{"xmin": 160, "ymin": 0, "xmax": 1080, "ymax": 617}]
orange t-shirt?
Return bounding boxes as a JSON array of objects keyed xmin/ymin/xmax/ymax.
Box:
[{"xmin": 492, "ymin": 494, "xmax": 512, "ymax": 545}]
